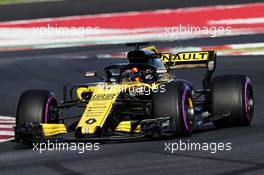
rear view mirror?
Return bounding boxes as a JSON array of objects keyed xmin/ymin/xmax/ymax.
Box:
[
  {"xmin": 85, "ymin": 71, "xmax": 104, "ymax": 80},
  {"xmin": 156, "ymin": 69, "xmax": 167, "ymax": 74},
  {"xmin": 85, "ymin": 71, "xmax": 97, "ymax": 77}
]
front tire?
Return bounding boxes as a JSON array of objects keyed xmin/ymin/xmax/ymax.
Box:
[
  {"xmin": 153, "ymin": 81, "xmax": 195, "ymax": 137},
  {"xmin": 15, "ymin": 90, "xmax": 59, "ymax": 143}
]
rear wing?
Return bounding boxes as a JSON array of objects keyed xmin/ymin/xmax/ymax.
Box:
[
  {"xmin": 142, "ymin": 45, "xmax": 216, "ymax": 90},
  {"xmin": 161, "ymin": 51, "xmax": 216, "ymax": 71}
]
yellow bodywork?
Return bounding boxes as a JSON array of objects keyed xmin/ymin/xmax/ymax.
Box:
[
  {"xmin": 143, "ymin": 45, "xmax": 159, "ymax": 53},
  {"xmin": 38, "ymin": 47, "xmax": 213, "ymax": 137},
  {"xmin": 73, "ymin": 49, "xmax": 212, "ymax": 135},
  {"xmin": 41, "ymin": 124, "xmax": 67, "ymax": 137},
  {"xmin": 161, "ymin": 51, "xmax": 209, "ymax": 64},
  {"xmin": 76, "ymin": 82, "xmax": 160, "ymax": 135},
  {"xmin": 115, "ymin": 121, "xmax": 141, "ymax": 133}
]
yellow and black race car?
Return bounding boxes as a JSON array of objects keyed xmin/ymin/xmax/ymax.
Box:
[{"xmin": 14, "ymin": 43, "xmax": 254, "ymax": 144}]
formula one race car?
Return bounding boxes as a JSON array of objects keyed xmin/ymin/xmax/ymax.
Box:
[{"xmin": 14, "ymin": 43, "xmax": 254, "ymax": 144}]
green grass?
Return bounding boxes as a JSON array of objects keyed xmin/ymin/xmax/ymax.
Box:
[{"xmin": 0, "ymin": 0, "xmax": 56, "ymax": 5}]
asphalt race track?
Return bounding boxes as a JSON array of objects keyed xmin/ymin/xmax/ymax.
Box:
[
  {"xmin": 0, "ymin": 0, "xmax": 264, "ymax": 175},
  {"xmin": 0, "ymin": 35, "xmax": 264, "ymax": 174}
]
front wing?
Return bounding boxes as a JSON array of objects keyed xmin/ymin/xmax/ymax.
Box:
[{"xmin": 14, "ymin": 117, "xmax": 176, "ymax": 143}]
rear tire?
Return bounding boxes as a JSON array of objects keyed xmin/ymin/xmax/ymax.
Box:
[
  {"xmin": 209, "ymin": 75, "xmax": 254, "ymax": 127},
  {"xmin": 153, "ymin": 81, "xmax": 195, "ymax": 137}
]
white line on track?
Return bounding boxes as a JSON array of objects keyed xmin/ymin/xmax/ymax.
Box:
[
  {"xmin": 0, "ymin": 116, "xmax": 15, "ymax": 120},
  {"xmin": 209, "ymin": 17, "xmax": 264, "ymax": 25},
  {"xmin": 0, "ymin": 138, "xmax": 14, "ymax": 143},
  {"xmin": 0, "ymin": 131, "xmax": 14, "ymax": 136},
  {"xmin": 0, "ymin": 125, "xmax": 14, "ymax": 128},
  {"xmin": 0, "ymin": 121, "xmax": 15, "ymax": 123}
]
